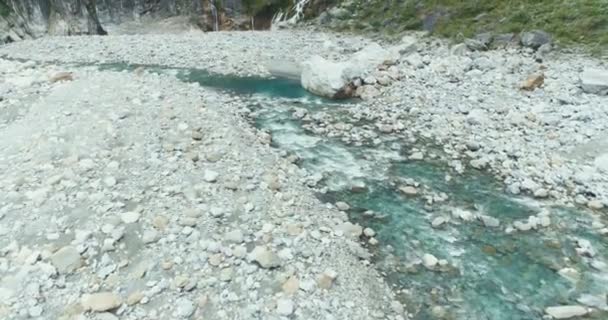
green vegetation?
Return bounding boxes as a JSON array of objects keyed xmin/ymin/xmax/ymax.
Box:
[
  {"xmin": 337, "ymin": 0, "xmax": 608, "ymax": 53},
  {"xmin": 0, "ymin": 0, "xmax": 11, "ymax": 17}
]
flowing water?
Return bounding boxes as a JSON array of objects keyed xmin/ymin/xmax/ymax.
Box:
[{"xmin": 101, "ymin": 63, "xmax": 608, "ymax": 319}]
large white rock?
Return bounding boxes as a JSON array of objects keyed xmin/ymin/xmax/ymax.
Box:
[
  {"xmin": 581, "ymin": 68, "xmax": 608, "ymax": 95},
  {"xmin": 545, "ymin": 305, "xmax": 588, "ymax": 319},
  {"xmin": 300, "ymin": 55, "xmax": 351, "ymax": 99},
  {"xmin": 300, "ymin": 43, "xmax": 395, "ymax": 99}
]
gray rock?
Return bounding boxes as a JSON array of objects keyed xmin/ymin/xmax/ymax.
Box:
[
  {"xmin": 142, "ymin": 229, "xmax": 159, "ymax": 244},
  {"xmin": 175, "ymin": 298, "xmax": 195, "ymax": 318},
  {"xmin": 96, "ymin": 313, "xmax": 119, "ymax": 320},
  {"xmin": 431, "ymin": 217, "xmax": 447, "ymax": 228},
  {"xmin": 422, "ymin": 253, "xmax": 438, "ymax": 269},
  {"xmin": 81, "ymin": 292, "xmax": 122, "ymax": 312},
  {"xmin": 533, "ymin": 188, "xmax": 549, "ymax": 198},
  {"xmin": 545, "ymin": 305, "xmax": 588, "ymax": 319},
  {"xmin": 580, "ymin": 68, "xmax": 608, "ymax": 95},
  {"xmin": 474, "ymin": 32, "xmax": 493, "ymax": 47},
  {"xmin": 121, "ymin": 211, "xmax": 140, "ymax": 223},
  {"xmin": 465, "ymin": 39, "xmax": 487, "ymax": 51},
  {"xmin": 28, "ymin": 306, "xmax": 43, "ymax": 317},
  {"xmin": 363, "ymin": 227, "xmax": 376, "ymax": 237},
  {"xmin": 492, "ymin": 33, "xmax": 516, "ymax": 49},
  {"xmin": 537, "ymin": 43, "xmax": 552, "ymax": 56},
  {"xmin": 317, "ymin": 269, "xmax": 338, "ymax": 289},
  {"xmin": 336, "ymin": 201, "xmax": 350, "ymax": 211},
  {"xmin": 50, "ymin": 246, "xmax": 82, "ymax": 274},
  {"xmin": 203, "ymin": 169, "xmax": 219, "ymax": 182},
  {"xmin": 450, "ymin": 43, "xmax": 469, "ymax": 56},
  {"xmin": 588, "ymin": 200, "xmax": 604, "ymax": 210},
  {"xmin": 191, "ymin": 130, "xmax": 203, "ymax": 141},
  {"xmin": 328, "ymin": 7, "xmax": 350, "ymax": 20},
  {"xmin": 357, "ymin": 85, "xmax": 381, "ymax": 100},
  {"xmin": 224, "ymin": 229, "xmax": 244, "ymax": 243},
  {"xmin": 317, "ymin": 12, "xmax": 331, "ymax": 25},
  {"xmin": 399, "ymin": 185, "xmax": 418, "ymax": 195},
  {"xmin": 520, "ymin": 30, "xmax": 551, "ymax": 49},
  {"xmin": 276, "ymin": 298, "xmax": 295, "ymax": 316},
  {"xmin": 394, "ymin": 35, "xmax": 418, "ymax": 55},
  {"xmin": 404, "ymin": 52, "xmax": 424, "ymax": 67},
  {"xmin": 249, "ymin": 246, "xmax": 282, "ymax": 269},
  {"xmin": 480, "ymin": 215, "xmax": 500, "ymax": 228},
  {"xmin": 467, "ymin": 109, "xmax": 488, "ymax": 125},
  {"xmin": 577, "ymin": 294, "xmax": 608, "ymax": 310},
  {"xmin": 335, "ymin": 222, "xmax": 363, "ymax": 238}
]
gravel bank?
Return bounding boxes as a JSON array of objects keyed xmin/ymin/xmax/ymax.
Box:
[
  {"xmin": 1, "ymin": 31, "xmax": 606, "ymax": 209},
  {"xmin": 0, "ymin": 59, "xmax": 401, "ymax": 319},
  {"xmin": 0, "ymin": 30, "xmax": 371, "ymax": 76}
]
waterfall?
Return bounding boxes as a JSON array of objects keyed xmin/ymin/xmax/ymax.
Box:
[
  {"xmin": 287, "ymin": 0, "xmax": 310, "ymax": 24},
  {"xmin": 210, "ymin": 0, "xmax": 219, "ymax": 32},
  {"xmin": 271, "ymin": 0, "xmax": 310, "ymax": 29}
]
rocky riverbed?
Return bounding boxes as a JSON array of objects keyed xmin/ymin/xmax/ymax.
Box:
[
  {"xmin": 0, "ymin": 58, "xmax": 401, "ymax": 319},
  {"xmin": 1, "ymin": 30, "xmax": 607, "ymax": 208},
  {"xmin": 1, "ymin": 28, "xmax": 607, "ymax": 320}
]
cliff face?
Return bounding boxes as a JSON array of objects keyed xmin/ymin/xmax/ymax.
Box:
[{"xmin": 1, "ymin": 0, "xmax": 245, "ymax": 43}]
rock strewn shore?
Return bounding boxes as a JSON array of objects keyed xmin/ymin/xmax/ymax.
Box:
[
  {"xmin": 1, "ymin": 30, "xmax": 606, "ymax": 209},
  {"xmin": 0, "ymin": 30, "xmax": 372, "ymax": 76},
  {"xmin": 0, "ymin": 59, "xmax": 402, "ymax": 319}
]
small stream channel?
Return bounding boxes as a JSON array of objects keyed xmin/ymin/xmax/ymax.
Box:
[{"xmin": 102, "ymin": 63, "xmax": 608, "ymax": 319}]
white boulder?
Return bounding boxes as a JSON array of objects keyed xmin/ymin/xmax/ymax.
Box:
[
  {"xmin": 581, "ymin": 68, "xmax": 608, "ymax": 95},
  {"xmin": 300, "ymin": 43, "xmax": 395, "ymax": 99},
  {"xmin": 301, "ymin": 56, "xmax": 352, "ymax": 99}
]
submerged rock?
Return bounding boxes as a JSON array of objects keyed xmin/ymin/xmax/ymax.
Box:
[
  {"xmin": 431, "ymin": 217, "xmax": 447, "ymax": 228},
  {"xmin": 399, "ymin": 186, "xmax": 418, "ymax": 195}
]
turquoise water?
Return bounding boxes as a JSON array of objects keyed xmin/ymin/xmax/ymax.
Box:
[
  {"xmin": 97, "ymin": 63, "xmax": 314, "ymax": 99},
  {"xmin": 248, "ymin": 97, "xmax": 608, "ymax": 320},
  {"xmin": 99, "ymin": 64, "xmax": 608, "ymax": 319}
]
